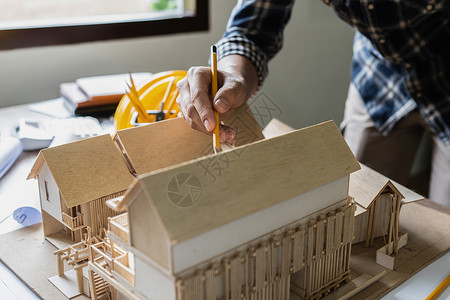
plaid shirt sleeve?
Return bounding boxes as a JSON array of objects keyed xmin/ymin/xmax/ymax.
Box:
[{"xmin": 215, "ymin": 0, "xmax": 295, "ymax": 85}]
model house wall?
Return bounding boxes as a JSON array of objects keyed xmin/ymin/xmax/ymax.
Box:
[
  {"xmin": 172, "ymin": 177, "xmax": 350, "ymax": 274},
  {"xmin": 353, "ymin": 193, "xmax": 391, "ymax": 244},
  {"xmin": 38, "ymin": 162, "xmax": 63, "ymax": 223},
  {"xmin": 134, "ymin": 255, "xmax": 176, "ymax": 300}
]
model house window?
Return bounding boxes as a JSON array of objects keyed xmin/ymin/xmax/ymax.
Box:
[
  {"xmin": 0, "ymin": 0, "xmax": 208, "ymax": 50},
  {"xmin": 44, "ymin": 181, "xmax": 50, "ymax": 202}
]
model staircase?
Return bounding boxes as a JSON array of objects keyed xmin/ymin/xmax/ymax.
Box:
[{"xmin": 91, "ymin": 269, "xmax": 110, "ymax": 299}]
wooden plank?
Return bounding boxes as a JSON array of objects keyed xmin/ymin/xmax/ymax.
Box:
[
  {"xmin": 224, "ymin": 258, "xmax": 230, "ymax": 300},
  {"xmin": 281, "ymin": 236, "xmax": 290, "ymax": 279},
  {"xmin": 244, "ymin": 252, "xmax": 249, "ymax": 298},
  {"xmin": 343, "ymin": 206, "xmax": 353, "ymax": 244},
  {"xmin": 292, "ymin": 230, "xmax": 305, "ymax": 273},
  {"xmin": 326, "ymin": 213, "xmax": 335, "ymax": 256},
  {"xmin": 255, "ymin": 247, "xmax": 266, "ymax": 291},
  {"xmin": 316, "ymin": 219, "xmax": 325, "ymax": 259},
  {"xmin": 205, "ymin": 268, "xmax": 216, "ymax": 300},
  {"xmin": 307, "ymin": 223, "xmax": 314, "ymax": 267},
  {"xmin": 230, "ymin": 256, "xmax": 242, "ymax": 300},
  {"xmin": 186, "ymin": 273, "xmax": 204, "ymax": 300},
  {"xmin": 334, "ymin": 211, "xmax": 344, "ymax": 251},
  {"xmin": 322, "ymin": 272, "xmax": 380, "ymax": 300},
  {"xmin": 337, "ymin": 271, "xmax": 387, "ymax": 300}
]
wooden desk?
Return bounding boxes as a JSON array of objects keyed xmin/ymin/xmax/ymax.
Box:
[{"xmin": 0, "ymin": 104, "xmax": 449, "ymax": 300}]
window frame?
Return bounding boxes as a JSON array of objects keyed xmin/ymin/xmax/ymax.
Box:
[
  {"xmin": 44, "ymin": 180, "xmax": 50, "ymax": 202},
  {"xmin": 0, "ymin": 0, "xmax": 208, "ymax": 50}
]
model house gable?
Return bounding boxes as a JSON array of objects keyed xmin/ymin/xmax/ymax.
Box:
[
  {"xmin": 349, "ymin": 164, "xmax": 423, "ymax": 210},
  {"xmin": 37, "ymin": 161, "xmax": 63, "ymax": 222}
]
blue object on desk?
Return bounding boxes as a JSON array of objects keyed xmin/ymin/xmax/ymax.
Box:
[
  {"xmin": 0, "ymin": 137, "xmax": 22, "ymax": 179},
  {"xmin": 12, "ymin": 207, "xmax": 41, "ymax": 227}
]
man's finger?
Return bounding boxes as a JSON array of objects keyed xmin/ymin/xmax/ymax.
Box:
[{"xmin": 189, "ymin": 68, "xmax": 216, "ymax": 132}]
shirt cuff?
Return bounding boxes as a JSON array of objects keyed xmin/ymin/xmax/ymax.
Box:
[{"xmin": 215, "ymin": 33, "xmax": 269, "ymax": 87}]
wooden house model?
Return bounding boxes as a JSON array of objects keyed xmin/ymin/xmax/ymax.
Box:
[
  {"xmin": 264, "ymin": 119, "xmax": 424, "ymax": 270},
  {"xmin": 349, "ymin": 164, "xmax": 423, "ymax": 269},
  {"xmin": 27, "ymin": 134, "xmax": 134, "ymax": 242},
  {"xmin": 88, "ymin": 120, "xmax": 361, "ymax": 300},
  {"xmin": 27, "ymin": 110, "xmax": 423, "ymax": 299}
]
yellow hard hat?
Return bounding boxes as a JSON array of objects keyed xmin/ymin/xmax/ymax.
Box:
[{"xmin": 114, "ymin": 70, "xmax": 187, "ymax": 131}]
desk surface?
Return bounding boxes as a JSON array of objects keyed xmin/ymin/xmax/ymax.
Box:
[
  {"xmin": 0, "ymin": 103, "xmax": 449, "ymax": 300},
  {"xmin": 0, "ymin": 104, "xmax": 50, "ymax": 235}
]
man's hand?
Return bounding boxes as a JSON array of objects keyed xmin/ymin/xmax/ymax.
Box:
[{"xmin": 176, "ymin": 55, "xmax": 259, "ymax": 144}]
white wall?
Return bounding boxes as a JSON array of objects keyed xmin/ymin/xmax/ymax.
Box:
[
  {"xmin": 134, "ymin": 255, "xmax": 176, "ymax": 300},
  {"xmin": 0, "ymin": 0, "xmax": 354, "ymax": 129},
  {"xmin": 172, "ymin": 176, "xmax": 349, "ymax": 274},
  {"xmin": 38, "ymin": 162, "xmax": 62, "ymax": 222}
]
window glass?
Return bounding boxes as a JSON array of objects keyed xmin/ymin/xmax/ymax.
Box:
[{"xmin": 0, "ymin": 0, "xmax": 206, "ymax": 50}]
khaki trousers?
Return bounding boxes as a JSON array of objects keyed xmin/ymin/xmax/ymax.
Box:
[{"xmin": 341, "ymin": 84, "xmax": 450, "ymax": 207}]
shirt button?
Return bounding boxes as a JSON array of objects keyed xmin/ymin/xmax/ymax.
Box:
[
  {"xmin": 379, "ymin": 38, "xmax": 386, "ymax": 44},
  {"xmin": 426, "ymin": 4, "xmax": 433, "ymax": 11},
  {"xmin": 324, "ymin": 0, "xmax": 330, "ymax": 4},
  {"xmin": 405, "ymin": 63, "xmax": 411, "ymax": 69},
  {"xmin": 416, "ymin": 92, "xmax": 422, "ymax": 98},
  {"xmin": 368, "ymin": 3, "xmax": 374, "ymax": 10}
]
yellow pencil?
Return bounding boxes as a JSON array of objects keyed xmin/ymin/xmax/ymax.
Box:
[
  {"xmin": 211, "ymin": 45, "xmax": 221, "ymax": 153},
  {"xmin": 127, "ymin": 74, "xmax": 153, "ymax": 123},
  {"xmin": 426, "ymin": 274, "xmax": 450, "ymax": 300}
]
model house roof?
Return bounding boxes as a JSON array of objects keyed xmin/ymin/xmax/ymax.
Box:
[
  {"xmin": 262, "ymin": 118, "xmax": 295, "ymax": 138},
  {"xmin": 114, "ymin": 104, "xmax": 265, "ymax": 176},
  {"xmin": 114, "ymin": 118, "xmax": 213, "ymax": 176},
  {"xmin": 350, "ymin": 164, "xmax": 424, "ymax": 213},
  {"xmin": 122, "ymin": 120, "xmax": 360, "ymax": 245},
  {"xmin": 28, "ymin": 134, "xmax": 135, "ymax": 208}
]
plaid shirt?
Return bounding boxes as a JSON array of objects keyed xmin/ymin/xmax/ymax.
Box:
[{"xmin": 215, "ymin": 0, "xmax": 450, "ymax": 145}]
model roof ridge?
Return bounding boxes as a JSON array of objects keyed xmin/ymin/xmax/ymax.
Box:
[{"xmin": 119, "ymin": 120, "xmax": 361, "ymax": 244}]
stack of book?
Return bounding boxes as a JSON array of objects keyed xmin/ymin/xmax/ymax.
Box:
[{"xmin": 60, "ymin": 73, "xmax": 152, "ymax": 116}]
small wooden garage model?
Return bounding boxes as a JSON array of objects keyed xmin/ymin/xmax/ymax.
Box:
[
  {"xmin": 349, "ymin": 164, "xmax": 424, "ymax": 269},
  {"xmin": 93, "ymin": 120, "xmax": 361, "ymax": 300}
]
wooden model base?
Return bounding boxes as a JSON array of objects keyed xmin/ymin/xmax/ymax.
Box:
[{"xmin": 0, "ymin": 200, "xmax": 448, "ymax": 300}]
